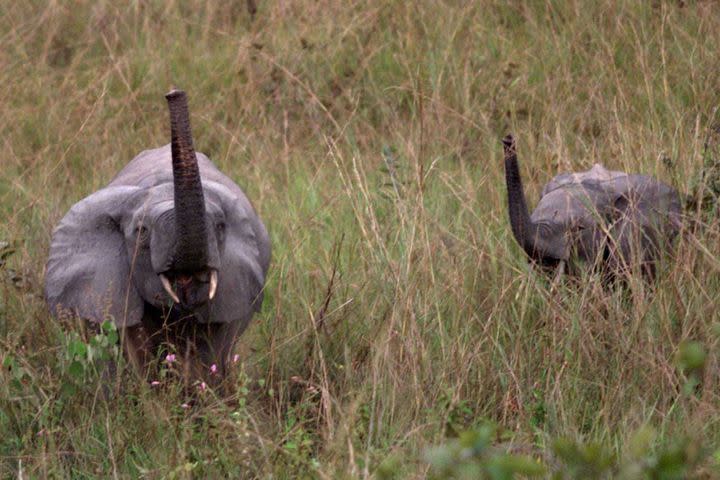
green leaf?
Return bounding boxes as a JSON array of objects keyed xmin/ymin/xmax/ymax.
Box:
[
  {"xmin": 60, "ymin": 381, "xmax": 77, "ymax": 398},
  {"xmin": 627, "ymin": 427, "xmax": 655, "ymax": 458},
  {"xmin": 98, "ymin": 347, "xmax": 112, "ymax": 361},
  {"xmin": 675, "ymin": 341, "xmax": 707, "ymax": 374},
  {"xmin": 12, "ymin": 366, "xmax": 26, "ymax": 381},
  {"xmin": 424, "ymin": 445, "xmax": 456, "ymax": 472},
  {"xmin": 106, "ymin": 330, "xmax": 119, "ymax": 345},
  {"xmin": 487, "ymin": 455, "xmax": 546, "ymax": 477},
  {"xmin": 459, "ymin": 423, "xmax": 494, "ymax": 454},
  {"xmin": 69, "ymin": 339, "xmax": 87, "ymax": 358},
  {"xmin": 375, "ymin": 455, "xmax": 401, "ymax": 480},
  {"xmin": 552, "ymin": 437, "xmax": 579, "ymax": 462},
  {"xmin": 68, "ymin": 360, "xmax": 84, "ymax": 379},
  {"xmin": 3, "ymin": 354, "xmax": 16, "ymax": 370}
]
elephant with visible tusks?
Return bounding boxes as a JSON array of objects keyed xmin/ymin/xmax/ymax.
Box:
[
  {"xmin": 502, "ymin": 134, "xmax": 681, "ymax": 280},
  {"xmin": 45, "ymin": 90, "xmax": 270, "ymax": 388}
]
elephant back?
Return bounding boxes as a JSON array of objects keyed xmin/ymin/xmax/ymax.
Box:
[
  {"xmin": 534, "ymin": 164, "xmax": 681, "ymax": 234},
  {"xmin": 542, "ymin": 164, "xmax": 626, "ymax": 196},
  {"xmin": 108, "ymin": 145, "xmax": 243, "ymax": 198}
]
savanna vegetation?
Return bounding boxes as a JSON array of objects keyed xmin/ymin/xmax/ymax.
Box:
[{"xmin": 1, "ymin": 1, "xmax": 719, "ymax": 477}]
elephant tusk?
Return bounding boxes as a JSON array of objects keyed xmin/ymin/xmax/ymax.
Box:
[
  {"xmin": 553, "ymin": 260, "xmax": 566, "ymax": 283},
  {"xmin": 208, "ymin": 270, "xmax": 218, "ymax": 300},
  {"xmin": 159, "ymin": 274, "xmax": 180, "ymax": 303}
]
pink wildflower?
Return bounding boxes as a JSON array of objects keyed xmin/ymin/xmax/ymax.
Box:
[
  {"xmin": 233, "ymin": 354, "xmax": 240, "ymax": 364},
  {"xmin": 210, "ymin": 364, "xmax": 218, "ymax": 375},
  {"xmin": 198, "ymin": 382, "xmax": 207, "ymax": 392},
  {"xmin": 181, "ymin": 403, "xmax": 190, "ymax": 409},
  {"xmin": 165, "ymin": 353, "xmax": 176, "ymax": 364},
  {"xmin": 150, "ymin": 381, "xmax": 161, "ymax": 386}
]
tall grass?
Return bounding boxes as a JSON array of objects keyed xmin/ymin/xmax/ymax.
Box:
[{"xmin": 1, "ymin": 0, "xmax": 719, "ymax": 477}]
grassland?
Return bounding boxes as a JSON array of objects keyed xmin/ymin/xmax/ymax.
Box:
[{"xmin": 1, "ymin": 0, "xmax": 719, "ymax": 477}]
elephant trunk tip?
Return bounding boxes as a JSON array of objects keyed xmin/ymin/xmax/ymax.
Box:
[
  {"xmin": 502, "ymin": 134, "xmax": 516, "ymax": 158},
  {"xmin": 165, "ymin": 88, "xmax": 185, "ymax": 101}
]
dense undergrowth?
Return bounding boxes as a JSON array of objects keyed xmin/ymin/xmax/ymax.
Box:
[{"xmin": 1, "ymin": 1, "xmax": 719, "ymax": 477}]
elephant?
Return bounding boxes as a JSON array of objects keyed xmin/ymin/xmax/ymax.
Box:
[
  {"xmin": 45, "ymin": 89, "xmax": 270, "ymax": 388},
  {"xmin": 502, "ymin": 134, "xmax": 682, "ymax": 280}
]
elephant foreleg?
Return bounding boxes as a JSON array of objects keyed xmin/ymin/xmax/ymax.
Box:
[
  {"xmin": 195, "ymin": 321, "xmax": 245, "ymax": 394},
  {"xmin": 122, "ymin": 325, "xmax": 154, "ymax": 380}
]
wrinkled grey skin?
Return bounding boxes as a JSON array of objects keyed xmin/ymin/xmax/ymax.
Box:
[
  {"xmin": 503, "ymin": 134, "xmax": 682, "ymax": 279},
  {"xmin": 45, "ymin": 90, "xmax": 270, "ymax": 384}
]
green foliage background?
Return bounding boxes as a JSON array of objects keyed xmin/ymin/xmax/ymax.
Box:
[{"xmin": 1, "ymin": 1, "xmax": 719, "ymax": 477}]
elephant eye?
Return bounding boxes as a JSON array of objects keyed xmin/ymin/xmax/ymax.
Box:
[
  {"xmin": 135, "ymin": 225, "xmax": 149, "ymax": 242},
  {"xmin": 216, "ymin": 222, "xmax": 226, "ymax": 232},
  {"xmin": 539, "ymin": 256, "xmax": 561, "ymax": 270}
]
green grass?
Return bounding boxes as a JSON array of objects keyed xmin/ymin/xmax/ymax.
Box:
[{"xmin": 1, "ymin": 0, "xmax": 719, "ymax": 477}]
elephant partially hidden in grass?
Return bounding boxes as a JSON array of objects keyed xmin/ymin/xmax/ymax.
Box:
[
  {"xmin": 45, "ymin": 90, "xmax": 270, "ymax": 387},
  {"xmin": 502, "ymin": 134, "xmax": 682, "ymax": 280}
]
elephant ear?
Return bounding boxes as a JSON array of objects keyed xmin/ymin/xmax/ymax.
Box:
[
  {"xmin": 602, "ymin": 176, "xmax": 680, "ymax": 275},
  {"xmin": 209, "ymin": 195, "xmax": 267, "ymax": 330},
  {"xmin": 45, "ymin": 186, "xmax": 145, "ymax": 327}
]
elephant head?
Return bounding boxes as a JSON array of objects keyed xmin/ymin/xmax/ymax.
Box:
[
  {"xmin": 45, "ymin": 90, "xmax": 270, "ymax": 382},
  {"xmin": 502, "ymin": 134, "xmax": 681, "ymax": 278}
]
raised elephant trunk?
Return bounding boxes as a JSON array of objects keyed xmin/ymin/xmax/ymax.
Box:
[
  {"xmin": 165, "ymin": 89, "xmax": 209, "ymax": 271},
  {"xmin": 503, "ymin": 134, "xmax": 540, "ymax": 259}
]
